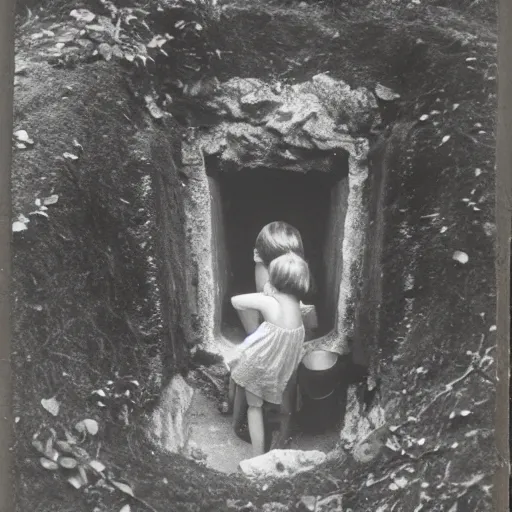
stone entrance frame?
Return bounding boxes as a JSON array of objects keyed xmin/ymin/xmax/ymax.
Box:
[{"xmin": 179, "ymin": 75, "xmax": 378, "ymax": 359}]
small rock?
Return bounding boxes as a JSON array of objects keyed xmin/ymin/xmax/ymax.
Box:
[
  {"xmin": 452, "ymin": 251, "xmax": 469, "ymax": 264},
  {"xmin": 240, "ymin": 450, "xmax": 326, "ymax": 479},
  {"xmin": 375, "ymin": 83, "xmax": 400, "ymax": 101}
]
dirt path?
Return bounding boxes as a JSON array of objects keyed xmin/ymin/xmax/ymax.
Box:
[{"xmin": 187, "ymin": 387, "xmax": 340, "ymax": 475}]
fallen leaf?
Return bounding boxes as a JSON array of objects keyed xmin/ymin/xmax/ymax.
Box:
[
  {"xmin": 112, "ymin": 481, "xmax": 135, "ymax": 497},
  {"xmin": 147, "ymin": 35, "xmax": 168, "ymax": 48},
  {"xmin": 375, "ymin": 83, "xmax": 400, "ymax": 101},
  {"xmin": 29, "ymin": 211, "xmax": 49, "ymax": 218},
  {"xmin": 18, "ymin": 213, "xmax": 30, "ymax": 223},
  {"xmin": 89, "ymin": 460, "xmax": 106, "ymax": 472},
  {"xmin": 68, "ymin": 475, "xmax": 84, "ymax": 489},
  {"xmin": 144, "ymin": 95, "xmax": 164, "ymax": 119},
  {"xmin": 119, "ymin": 505, "xmax": 131, "ymax": 512},
  {"xmin": 70, "ymin": 446, "xmax": 90, "ymax": 463},
  {"xmin": 14, "ymin": 129, "xmax": 32, "ymax": 143},
  {"xmin": 419, "ymin": 114, "xmax": 429, "ymax": 121},
  {"xmin": 75, "ymin": 419, "xmax": 99, "ymax": 436},
  {"xmin": 72, "ymin": 139, "xmax": 83, "ymax": 150},
  {"xmin": 40, "ymin": 458, "xmax": 59, "ymax": 470},
  {"xmin": 440, "ymin": 135, "xmax": 451, "ymax": 145},
  {"xmin": 56, "ymin": 440, "xmax": 74, "ymax": 453},
  {"xmin": 41, "ymin": 397, "xmax": 60, "ymax": 416},
  {"xmin": 70, "ymin": 9, "xmax": 96, "ymax": 23},
  {"xmin": 452, "ymin": 251, "xmax": 469, "ymax": 264},
  {"xmin": 63, "ymin": 152, "xmax": 79, "ymax": 160},
  {"xmin": 59, "ymin": 457, "xmax": 78, "ymax": 469},
  {"xmin": 98, "ymin": 43, "xmax": 113, "ymax": 61},
  {"xmin": 43, "ymin": 194, "xmax": 59, "ymax": 205},
  {"xmin": 195, "ymin": 23, "xmax": 203, "ymax": 31},
  {"xmin": 78, "ymin": 465, "xmax": 89, "ymax": 484}
]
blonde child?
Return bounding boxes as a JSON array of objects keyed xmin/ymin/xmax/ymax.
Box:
[
  {"xmin": 228, "ymin": 252, "xmax": 310, "ymax": 456},
  {"xmin": 222, "ymin": 222, "xmax": 318, "ymax": 449}
]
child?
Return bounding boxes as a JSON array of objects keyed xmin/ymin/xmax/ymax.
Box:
[
  {"xmin": 228, "ymin": 252, "xmax": 310, "ymax": 456},
  {"xmin": 237, "ymin": 221, "xmax": 317, "ymax": 338},
  {"xmin": 223, "ymin": 222, "xmax": 318, "ymax": 449}
]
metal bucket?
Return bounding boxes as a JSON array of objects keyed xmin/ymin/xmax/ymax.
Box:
[
  {"xmin": 297, "ymin": 350, "xmax": 342, "ymax": 432},
  {"xmin": 298, "ymin": 350, "xmax": 340, "ymax": 399}
]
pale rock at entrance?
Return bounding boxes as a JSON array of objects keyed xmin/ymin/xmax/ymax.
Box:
[{"xmin": 239, "ymin": 449, "xmax": 327, "ymax": 479}]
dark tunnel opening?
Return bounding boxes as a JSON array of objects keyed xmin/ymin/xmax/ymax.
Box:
[{"xmin": 205, "ymin": 155, "xmax": 350, "ymax": 344}]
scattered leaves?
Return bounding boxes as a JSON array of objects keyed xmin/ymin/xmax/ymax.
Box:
[
  {"xmin": 75, "ymin": 419, "xmax": 99, "ymax": 436},
  {"xmin": 41, "ymin": 397, "xmax": 60, "ymax": 416},
  {"xmin": 98, "ymin": 43, "xmax": 113, "ymax": 61},
  {"xmin": 68, "ymin": 475, "xmax": 85, "ymax": 489},
  {"xmin": 14, "ymin": 129, "xmax": 34, "ymax": 145},
  {"xmin": 59, "ymin": 457, "xmax": 78, "ymax": 469},
  {"xmin": 12, "ymin": 221, "xmax": 28, "ymax": 233},
  {"xmin": 112, "ymin": 481, "xmax": 135, "ymax": 497},
  {"xmin": 89, "ymin": 460, "xmax": 106, "ymax": 473},
  {"xmin": 375, "ymin": 83, "xmax": 400, "ymax": 101},
  {"xmin": 144, "ymin": 95, "xmax": 164, "ymax": 119},
  {"xmin": 70, "ymin": 9, "xmax": 96, "ymax": 23},
  {"xmin": 40, "ymin": 458, "xmax": 59, "ymax": 470},
  {"xmin": 43, "ymin": 194, "xmax": 59, "ymax": 205},
  {"xmin": 452, "ymin": 251, "xmax": 469, "ymax": 264}
]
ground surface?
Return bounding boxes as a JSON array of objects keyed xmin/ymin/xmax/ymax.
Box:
[{"xmin": 187, "ymin": 387, "xmax": 340, "ymax": 474}]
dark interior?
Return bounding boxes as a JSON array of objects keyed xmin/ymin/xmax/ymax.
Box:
[{"xmin": 206, "ymin": 157, "xmax": 348, "ymax": 341}]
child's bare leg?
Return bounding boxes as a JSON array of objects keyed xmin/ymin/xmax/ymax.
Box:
[
  {"xmin": 246, "ymin": 391, "xmax": 265, "ymax": 457},
  {"xmin": 236, "ymin": 309, "xmax": 261, "ymax": 335},
  {"xmin": 273, "ymin": 372, "xmax": 297, "ymax": 448}
]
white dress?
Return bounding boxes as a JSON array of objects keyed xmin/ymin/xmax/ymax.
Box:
[{"xmin": 228, "ymin": 321, "xmax": 305, "ymax": 405}]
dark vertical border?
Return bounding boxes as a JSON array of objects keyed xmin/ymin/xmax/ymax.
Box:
[
  {"xmin": 496, "ymin": 0, "xmax": 511, "ymax": 508},
  {"xmin": 0, "ymin": 0, "xmax": 14, "ymax": 510}
]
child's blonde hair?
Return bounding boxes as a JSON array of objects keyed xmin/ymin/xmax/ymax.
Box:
[
  {"xmin": 269, "ymin": 252, "xmax": 310, "ymax": 299},
  {"xmin": 255, "ymin": 222, "xmax": 304, "ymax": 267}
]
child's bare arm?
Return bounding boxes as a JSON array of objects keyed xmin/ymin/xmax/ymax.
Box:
[{"xmin": 231, "ymin": 293, "xmax": 276, "ymax": 319}]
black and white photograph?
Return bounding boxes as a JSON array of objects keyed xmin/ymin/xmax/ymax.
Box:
[{"xmin": 2, "ymin": 0, "xmax": 508, "ymax": 510}]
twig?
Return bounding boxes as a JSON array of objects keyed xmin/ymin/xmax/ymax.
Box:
[{"xmin": 196, "ymin": 366, "xmax": 224, "ymax": 393}]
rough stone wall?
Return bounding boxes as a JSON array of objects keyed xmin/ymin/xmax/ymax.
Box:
[{"xmin": 322, "ymin": 177, "xmax": 349, "ymax": 323}]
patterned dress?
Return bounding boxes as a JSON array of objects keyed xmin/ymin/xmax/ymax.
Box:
[{"xmin": 228, "ymin": 321, "xmax": 305, "ymax": 405}]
